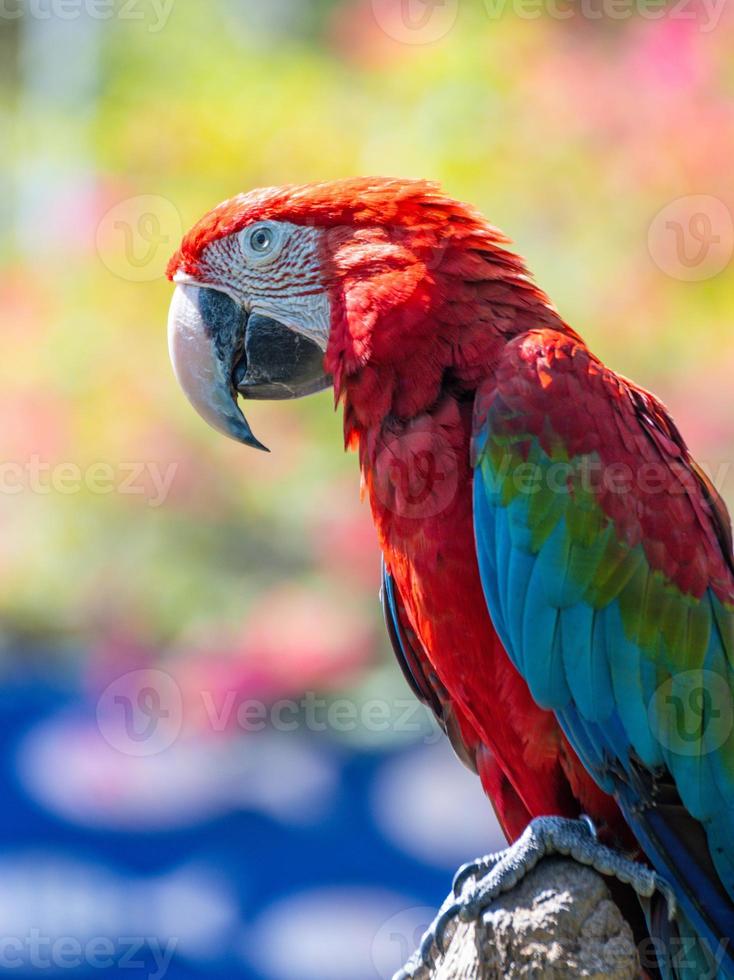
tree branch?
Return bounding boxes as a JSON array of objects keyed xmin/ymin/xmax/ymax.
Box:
[{"xmin": 403, "ymin": 857, "xmax": 641, "ymax": 979}]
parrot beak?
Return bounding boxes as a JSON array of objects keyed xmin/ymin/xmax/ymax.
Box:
[{"xmin": 167, "ymin": 283, "xmax": 330, "ymax": 451}]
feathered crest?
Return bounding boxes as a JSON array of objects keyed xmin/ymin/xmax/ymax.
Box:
[{"xmin": 167, "ymin": 176, "xmax": 512, "ymax": 278}]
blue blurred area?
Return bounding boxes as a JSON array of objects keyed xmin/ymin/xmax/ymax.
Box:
[{"xmin": 0, "ymin": 650, "xmax": 501, "ymax": 980}]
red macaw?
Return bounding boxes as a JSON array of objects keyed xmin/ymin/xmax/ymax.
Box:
[{"xmin": 166, "ymin": 178, "xmax": 734, "ymax": 978}]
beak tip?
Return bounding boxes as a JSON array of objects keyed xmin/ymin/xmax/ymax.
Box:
[{"xmin": 228, "ymin": 409, "xmax": 270, "ymax": 453}]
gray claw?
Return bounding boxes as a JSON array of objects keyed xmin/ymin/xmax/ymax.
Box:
[
  {"xmin": 452, "ymin": 851, "xmax": 502, "ymax": 896},
  {"xmin": 418, "ymin": 919, "xmax": 439, "ymax": 967},
  {"xmin": 434, "ymin": 901, "xmax": 462, "ymax": 955},
  {"xmin": 452, "ymin": 860, "xmax": 479, "ymax": 895},
  {"xmin": 579, "ymin": 813, "xmax": 599, "ymax": 839}
]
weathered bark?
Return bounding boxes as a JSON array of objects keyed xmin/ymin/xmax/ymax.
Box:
[{"xmin": 404, "ymin": 857, "xmax": 641, "ymax": 979}]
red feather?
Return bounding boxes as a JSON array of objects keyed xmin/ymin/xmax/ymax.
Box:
[{"xmin": 173, "ymin": 177, "xmax": 724, "ymax": 849}]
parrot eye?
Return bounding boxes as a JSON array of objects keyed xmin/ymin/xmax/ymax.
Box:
[{"xmin": 244, "ymin": 224, "xmax": 277, "ymax": 256}]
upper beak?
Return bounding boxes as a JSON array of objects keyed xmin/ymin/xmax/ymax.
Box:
[{"xmin": 167, "ymin": 283, "xmax": 331, "ymax": 451}]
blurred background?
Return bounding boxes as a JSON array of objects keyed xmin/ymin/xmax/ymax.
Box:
[{"xmin": 0, "ymin": 1, "xmax": 733, "ymax": 977}]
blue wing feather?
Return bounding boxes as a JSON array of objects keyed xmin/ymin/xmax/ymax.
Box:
[{"xmin": 471, "ymin": 332, "xmax": 734, "ymax": 977}]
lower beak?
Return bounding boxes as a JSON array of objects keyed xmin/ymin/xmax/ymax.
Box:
[{"xmin": 167, "ymin": 284, "xmax": 330, "ymax": 451}]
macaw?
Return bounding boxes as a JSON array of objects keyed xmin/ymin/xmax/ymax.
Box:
[{"xmin": 166, "ymin": 178, "xmax": 734, "ymax": 978}]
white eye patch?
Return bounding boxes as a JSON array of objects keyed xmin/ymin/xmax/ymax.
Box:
[{"xmin": 202, "ymin": 221, "xmax": 331, "ymax": 352}]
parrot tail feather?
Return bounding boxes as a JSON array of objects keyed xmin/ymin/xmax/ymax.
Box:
[{"xmin": 618, "ymin": 785, "xmax": 734, "ymax": 978}]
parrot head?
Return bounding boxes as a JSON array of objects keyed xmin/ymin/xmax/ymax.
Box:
[{"xmin": 167, "ymin": 177, "xmax": 559, "ymax": 450}]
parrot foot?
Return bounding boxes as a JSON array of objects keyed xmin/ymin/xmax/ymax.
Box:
[{"xmin": 393, "ymin": 815, "xmax": 675, "ymax": 979}]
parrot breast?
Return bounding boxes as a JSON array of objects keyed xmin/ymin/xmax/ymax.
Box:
[{"xmin": 359, "ymin": 389, "xmax": 631, "ymax": 847}]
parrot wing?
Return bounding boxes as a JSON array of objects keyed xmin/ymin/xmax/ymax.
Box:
[
  {"xmin": 381, "ymin": 561, "xmax": 483, "ymax": 776},
  {"xmin": 471, "ymin": 328, "xmax": 734, "ymax": 964}
]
